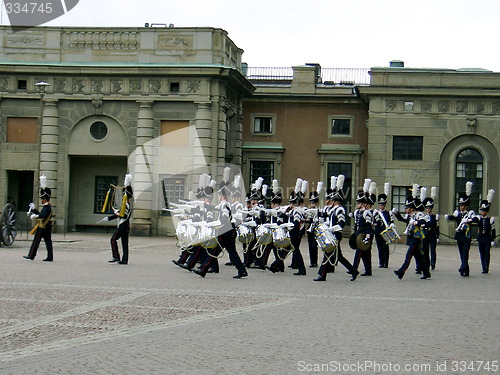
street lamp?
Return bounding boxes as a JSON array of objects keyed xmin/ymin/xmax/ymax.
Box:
[{"xmin": 33, "ymin": 81, "xmax": 50, "ymax": 206}]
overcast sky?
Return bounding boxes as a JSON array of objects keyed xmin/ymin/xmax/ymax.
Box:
[{"xmin": 2, "ymin": 0, "xmax": 499, "ymax": 71}]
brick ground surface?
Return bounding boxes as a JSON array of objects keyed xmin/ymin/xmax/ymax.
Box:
[{"xmin": 0, "ymin": 233, "xmax": 499, "ymax": 375}]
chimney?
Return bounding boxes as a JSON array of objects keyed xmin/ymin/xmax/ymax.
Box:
[{"xmin": 389, "ymin": 60, "xmax": 405, "ymax": 68}]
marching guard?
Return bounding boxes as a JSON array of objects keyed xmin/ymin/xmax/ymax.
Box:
[
  {"xmin": 24, "ymin": 174, "xmax": 54, "ymax": 262},
  {"xmin": 422, "ymin": 187, "xmax": 440, "ymax": 270},
  {"xmin": 471, "ymin": 189, "xmax": 496, "ymax": 274},
  {"xmin": 266, "ymin": 181, "xmax": 290, "ymax": 273},
  {"xmin": 100, "ymin": 174, "xmax": 133, "ymax": 264},
  {"xmin": 287, "ymin": 178, "xmax": 307, "ymax": 275},
  {"xmin": 314, "ymin": 175, "xmax": 359, "ymax": 281},
  {"xmin": 445, "ymin": 181, "xmax": 475, "ymax": 277},
  {"xmin": 352, "ymin": 180, "xmax": 375, "ymax": 277},
  {"xmin": 393, "ymin": 185, "xmax": 430, "ymax": 280},
  {"xmin": 194, "ymin": 168, "xmax": 248, "ymax": 278},
  {"xmin": 373, "ymin": 182, "xmax": 393, "ymax": 269},
  {"xmin": 305, "ymin": 182, "xmax": 322, "ymax": 268},
  {"xmin": 179, "ymin": 175, "xmax": 216, "ymax": 271}
]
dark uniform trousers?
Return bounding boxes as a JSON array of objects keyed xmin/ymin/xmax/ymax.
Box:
[
  {"xmin": 396, "ymin": 237, "xmax": 428, "ymax": 278},
  {"xmin": 353, "ymin": 246, "xmax": 372, "ymax": 275},
  {"xmin": 198, "ymin": 230, "xmax": 246, "ymax": 277},
  {"xmin": 456, "ymin": 238, "xmax": 471, "ymax": 276},
  {"xmin": 28, "ymin": 225, "xmax": 53, "ymax": 260},
  {"xmin": 268, "ymin": 246, "xmax": 287, "ymax": 273},
  {"xmin": 478, "ymin": 239, "xmax": 492, "ymax": 273},
  {"xmin": 317, "ymin": 245, "xmax": 356, "ymax": 279},
  {"xmin": 243, "ymin": 239, "xmax": 257, "ymax": 267},
  {"xmin": 255, "ymin": 243, "xmax": 273, "ymax": 269},
  {"xmin": 290, "ymin": 234, "xmax": 306, "ymax": 274},
  {"xmin": 375, "ymin": 233, "xmax": 389, "ymax": 268},
  {"xmin": 307, "ymin": 231, "xmax": 318, "ymax": 266},
  {"xmin": 111, "ymin": 224, "xmax": 129, "ymax": 263}
]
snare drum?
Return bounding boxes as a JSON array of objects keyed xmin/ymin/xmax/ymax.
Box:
[
  {"xmin": 237, "ymin": 224, "xmax": 254, "ymax": 243},
  {"xmin": 272, "ymin": 227, "xmax": 291, "ymax": 248},
  {"xmin": 380, "ymin": 226, "xmax": 401, "ymax": 244},
  {"xmin": 314, "ymin": 223, "xmax": 338, "ymax": 252},
  {"xmin": 256, "ymin": 225, "xmax": 273, "ymax": 246}
]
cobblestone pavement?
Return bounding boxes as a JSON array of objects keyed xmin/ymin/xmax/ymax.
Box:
[{"xmin": 0, "ymin": 233, "xmax": 499, "ymax": 375}]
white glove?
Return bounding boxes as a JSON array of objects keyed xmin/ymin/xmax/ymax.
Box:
[
  {"xmin": 436, "ymin": 239, "xmax": 440, "ymax": 244},
  {"xmin": 491, "ymin": 241, "xmax": 496, "ymax": 247},
  {"xmin": 362, "ymin": 235, "xmax": 371, "ymax": 244},
  {"xmin": 268, "ymin": 209, "xmax": 278, "ymax": 217},
  {"xmin": 436, "ymin": 214, "xmax": 440, "ymax": 220},
  {"xmin": 29, "ymin": 202, "xmax": 36, "ymax": 210},
  {"xmin": 445, "ymin": 214, "xmax": 449, "ymax": 220},
  {"xmin": 113, "ymin": 209, "xmax": 119, "ymax": 215},
  {"xmin": 390, "ymin": 223, "xmax": 396, "ymax": 228},
  {"xmin": 102, "ymin": 217, "xmax": 109, "ymax": 222},
  {"xmin": 331, "ymin": 225, "xmax": 342, "ymax": 233},
  {"xmin": 391, "ymin": 208, "xmax": 398, "ymax": 213},
  {"xmin": 30, "ymin": 214, "xmax": 39, "ymax": 220},
  {"xmin": 348, "ymin": 212, "xmax": 354, "ymax": 218}
]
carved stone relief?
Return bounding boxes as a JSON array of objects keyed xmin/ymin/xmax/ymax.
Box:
[
  {"xmin": 111, "ymin": 80, "xmax": 123, "ymax": 93},
  {"xmin": 187, "ymin": 81, "xmax": 200, "ymax": 93},
  {"xmin": 149, "ymin": 80, "xmax": 161, "ymax": 94},
  {"xmin": 438, "ymin": 101, "xmax": 450, "ymax": 112},
  {"xmin": 386, "ymin": 100, "xmax": 397, "ymax": 111},
  {"xmin": 456, "ymin": 101, "xmax": 468, "ymax": 113}
]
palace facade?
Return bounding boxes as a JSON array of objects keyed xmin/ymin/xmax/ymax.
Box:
[{"xmin": 1, "ymin": 26, "xmax": 498, "ymax": 240}]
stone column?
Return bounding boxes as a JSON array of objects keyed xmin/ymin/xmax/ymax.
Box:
[
  {"xmin": 39, "ymin": 99, "xmax": 59, "ymax": 215},
  {"xmin": 192, "ymin": 102, "xmax": 212, "ymax": 173},
  {"xmin": 233, "ymin": 111, "xmax": 244, "ymax": 166},
  {"xmin": 132, "ymin": 101, "xmax": 154, "ymax": 236}
]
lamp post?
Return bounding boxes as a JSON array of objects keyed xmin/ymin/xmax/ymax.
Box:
[{"xmin": 33, "ymin": 81, "xmax": 50, "ymax": 205}]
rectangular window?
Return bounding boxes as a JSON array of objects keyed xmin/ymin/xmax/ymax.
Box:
[
  {"xmin": 330, "ymin": 118, "xmax": 351, "ymax": 136},
  {"xmin": 404, "ymin": 101, "xmax": 414, "ymax": 111},
  {"xmin": 253, "ymin": 117, "xmax": 273, "ymax": 134},
  {"xmin": 17, "ymin": 80, "xmax": 27, "ymax": 90},
  {"xmin": 169, "ymin": 82, "xmax": 180, "ymax": 93},
  {"xmin": 160, "ymin": 120, "xmax": 189, "ymax": 147},
  {"xmin": 392, "ymin": 186, "xmax": 411, "ymax": 213},
  {"xmin": 161, "ymin": 176, "xmax": 186, "ymax": 215},
  {"xmin": 95, "ymin": 176, "xmax": 119, "ymax": 214},
  {"xmin": 6, "ymin": 117, "xmax": 38, "ymax": 144},
  {"xmin": 250, "ymin": 161, "xmax": 274, "ymax": 187},
  {"xmin": 393, "ymin": 136, "xmax": 423, "ymax": 160},
  {"xmin": 327, "ymin": 162, "xmax": 353, "ymax": 225}
]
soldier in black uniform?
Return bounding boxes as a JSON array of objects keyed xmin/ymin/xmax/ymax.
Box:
[
  {"xmin": 353, "ymin": 180, "xmax": 375, "ymax": 276},
  {"xmin": 101, "ymin": 174, "xmax": 133, "ymax": 265},
  {"xmin": 194, "ymin": 170, "xmax": 248, "ymax": 279},
  {"xmin": 306, "ymin": 182, "xmax": 322, "ymax": 268},
  {"xmin": 314, "ymin": 175, "xmax": 358, "ymax": 281},
  {"xmin": 445, "ymin": 181, "xmax": 475, "ymax": 277},
  {"xmin": 471, "ymin": 190, "xmax": 496, "ymax": 274},
  {"xmin": 24, "ymin": 175, "xmax": 53, "ymax": 262},
  {"xmin": 393, "ymin": 192, "xmax": 429, "ymax": 280},
  {"xmin": 373, "ymin": 183, "xmax": 393, "ymax": 269},
  {"xmin": 288, "ymin": 178, "xmax": 307, "ymax": 275},
  {"xmin": 422, "ymin": 187, "xmax": 440, "ymax": 270}
]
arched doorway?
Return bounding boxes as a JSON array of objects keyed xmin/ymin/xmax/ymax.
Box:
[
  {"xmin": 67, "ymin": 116, "xmax": 129, "ymax": 231},
  {"xmin": 439, "ymin": 135, "xmax": 499, "ymax": 240}
]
